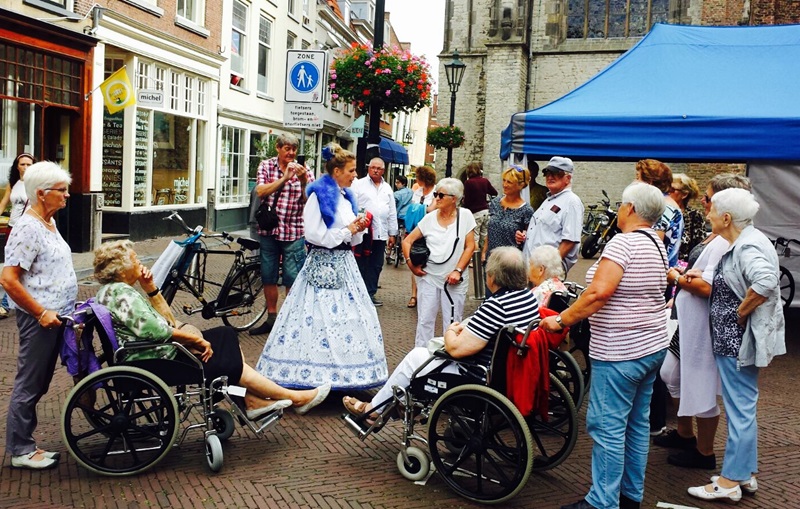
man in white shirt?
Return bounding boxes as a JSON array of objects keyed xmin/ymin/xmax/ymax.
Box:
[
  {"xmin": 518, "ymin": 156, "xmax": 584, "ymax": 275},
  {"xmin": 352, "ymin": 157, "xmax": 398, "ymax": 306}
]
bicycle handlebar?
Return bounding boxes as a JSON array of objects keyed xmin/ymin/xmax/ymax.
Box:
[
  {"xmin": 774, "ymin": 237, "xmax": 800, "ymax": 247},
  {"xmin": 163, "ymin": 211, "xmax": 234, "ymax": 244}
]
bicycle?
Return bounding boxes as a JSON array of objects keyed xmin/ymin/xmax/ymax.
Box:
[
  {"xmin": 385, "ymin": 219, "xmax": 407, "ymax": 268},
  {"xmin": 772, "ymin": 237, "xmax": 799, "ymax": 309},
  {"xmin": 156, "ymin": 211, "xmax": 267, "ymax": 331}
]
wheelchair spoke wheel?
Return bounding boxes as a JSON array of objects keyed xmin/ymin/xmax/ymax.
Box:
[
  {"xmin": 549, "ymin": 350, "xmax": 585, "ymax": 410},
  {"xmin": 429, "ymin": 384, "xmax": 533, "ymax": 505},
  {"xmin": 527, "ymin": 374, "xmax": 578, "ymax": 472},
  {"xmin": 61, "ymin": 366, "xmax": 179, "ymax": 476},
  {"xmin": 219, "ymin": 263, "xmax": 267, "ymax": 331},
  {"xmin": 780, "ymin": 266, "xmax": 794, "ymax": 309}
]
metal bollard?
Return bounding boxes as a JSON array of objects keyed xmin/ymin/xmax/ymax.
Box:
[{"xmin": 471, "ymin": 251, "xmax": 486, "ymax": 300}]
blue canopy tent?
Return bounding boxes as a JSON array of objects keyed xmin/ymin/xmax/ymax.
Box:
[
  {"xmin": 500, "ymin": 23, "xmax": 800, "ymax": 163},
  {"xmin": 379, "ymin": 137, "xmax": 409, "ymax": 164}
]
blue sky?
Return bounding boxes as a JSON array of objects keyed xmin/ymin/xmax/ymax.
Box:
[{"xmin": 385, "ymin": 0, "xmax": 445, "ymax": 92}]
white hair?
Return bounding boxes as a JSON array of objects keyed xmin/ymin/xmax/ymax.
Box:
[
  {"xmin": 711, "ymin": 188, "xmax": 759, "ymax": 228},
  {"xmin": 435, "ymin": 177, "xmax": 464, "ymax": 201},
  {"xmin": 529, "ymin": 245, "xmax": 565, "ymax": 280},
  {"xmin": 621, "ymin": 182, "xmax": 665, "ymax": 225},
  {"xmin": 24, "ymin": 161, "xmax": 72, "ymax": 202}
]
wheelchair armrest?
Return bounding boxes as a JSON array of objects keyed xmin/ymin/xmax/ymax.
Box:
[
  {"xmin": 431, "ymin": 348, "xmax": 455, "ymax": 360},
  {"xmin": 114, "ymin": 341, "xmax": 204, "ymax": 370}
]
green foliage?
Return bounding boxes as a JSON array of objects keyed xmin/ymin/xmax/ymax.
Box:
[{"xmin": 426, "ymin": 125, "xmax": 466, "ymax": 149}]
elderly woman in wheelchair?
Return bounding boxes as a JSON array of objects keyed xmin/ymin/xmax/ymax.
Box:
[
  {"xmin": 341, "ymin": 247, "xmax": 578, "ymax": 504},
  {"xmin": 58, "ymin": 240, "xmax": 330, "ymax": 476}
]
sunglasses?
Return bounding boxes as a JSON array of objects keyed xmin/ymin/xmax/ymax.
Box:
[
  {"xmin": 433, "ymin": 192, "xmax": 454, "ymax": 199},
  {"xmin": 542, "ymin": 169, "xmax": 566, "ymax": 177},
  {"xmin": 510, "ymin": 165, "xmax": 525, "ymax": 172}
]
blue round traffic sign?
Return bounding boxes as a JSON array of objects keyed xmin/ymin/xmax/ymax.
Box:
[{"xmin": 289, "ymin": 62, "xmax": 320, "ymax": 93}]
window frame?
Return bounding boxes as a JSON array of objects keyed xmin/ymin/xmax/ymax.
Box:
[{"xmin": 257, "ymin": 14, "xmax": 273, "ymax": 95}]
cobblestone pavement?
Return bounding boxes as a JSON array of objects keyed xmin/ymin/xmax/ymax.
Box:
[{"xmin": 0, "ymin": 238, "xmax": 798, "ymax": 508}]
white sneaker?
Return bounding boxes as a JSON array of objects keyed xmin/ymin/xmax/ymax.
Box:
[
  {"xmin": 688, "ymin": 479, "xmax": 742, "ymax": 503},
  {"xmin": 711, "ymin": 475, "xmax": 758, "ymax": 495},
  {"xmin": 11, "ymin": 451, "xmax": 58, "ymax": 470}
]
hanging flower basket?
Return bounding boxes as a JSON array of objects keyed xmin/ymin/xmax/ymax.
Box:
[
  {"xmin": 328, "ymin": 43, "xmax": 433, "ymax": 114},
  {"xmin": 426, "ymin": 125, "xmax": 466, "ymax": 149}
]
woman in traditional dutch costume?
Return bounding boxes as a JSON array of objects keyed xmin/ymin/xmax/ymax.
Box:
[{"xmin": 255, "ymin": 144, "xmax": 388, "ymax": 390}]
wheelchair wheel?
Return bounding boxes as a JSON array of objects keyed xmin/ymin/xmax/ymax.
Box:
[
  {"xmin": 206, "ymin": 434, "xmax": 224, "ymax": 472},
  {"xmin": 211, "ymin": 408, "xmax": 236, "ymax": 441},
  {"xmin": 780, "ymin": 265, "xmax": 794, "ymax": 309},
  {"xmin": 396, "ymin": 446, "xmax": 430, "ymax": 481},
  {"xmin": 527, "ymin": 374, "xmax": 578, "ymax": 472},
  {"xmin": 219, "ymin": 263, "xmax": 267, "ymax": 331},
  {"xmin": 428, "ymin": 384, "xmax": 533, "ymax": 505},
  {"xmin": 61, "ymin": 366, "xmax": 179, "ymax": 476},
  {"xmin": 549, "ymin": 350, "xmax": 585, "ymax": 410}
]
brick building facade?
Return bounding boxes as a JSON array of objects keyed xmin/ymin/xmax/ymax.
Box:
[{"xmin": 438, "ymin": 0, "xmax": 799, "ymax": 206}]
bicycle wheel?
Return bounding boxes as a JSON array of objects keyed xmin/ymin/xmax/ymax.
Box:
[
  {"xmin": 218, "ymin": 263, "xmax": 267, "ymax": 331},
  {"xmin": 780, "ymin": 266, "xmax": 795, "ymax": 309}
]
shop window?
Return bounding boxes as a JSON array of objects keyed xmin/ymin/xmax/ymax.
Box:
[
  {"xmin": 0, "ymin": 42, "xmax": 81, "ymax": 109},
  {"xmin": 152, "ymin": 112, "xmax": 194, "ymax": 206},
  {"xmin": 567, "ymin": 0, "xmax": 670, "ymax": 39},
  {"xmin": 218, "ymin": 126, "xmax": 248, "ymax": 205},
  {"xmin": 257, "ymin": 15, "xmax": 272, "ymax": 95}
]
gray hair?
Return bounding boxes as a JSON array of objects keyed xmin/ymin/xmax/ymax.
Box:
[
  {"xmin": 709, "ymin": 173, "xmax": 751, "ymax": 193},
  {"xmin": 94, "ymin": 240, "xmax": 136, "ymax": 284},
  {"xmin": 529, "ymin": 245, "xmax": 565, "ymax": 280},
  {"xmin": 435, "ymin": 177, "xmax": 464, "ymax": 202},
  {"xmin": 275, "ymin": 133, "xmax": 299, "ymax": 148},
  {"xmin": 485, "ymin": 246, "xmax": 528, "ymax": 291},
  {"xmin": 24, "ymin": 161, "xmax": 72, "ymax": 203},
  {"xmin": 711, "ymin": 188, "xmax": 759, "ymax": 229},
  {"xmin": 621, "ymin": 182, "xmax": 666, "ymax": 225}
]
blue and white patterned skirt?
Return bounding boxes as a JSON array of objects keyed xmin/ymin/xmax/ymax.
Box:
[{"xmin": 254, "ymin": 247, "xmax": 388, "ymax": 390}]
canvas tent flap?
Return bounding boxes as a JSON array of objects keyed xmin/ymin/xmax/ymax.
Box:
[{"xmin": 500, "ymin": 23, "xmax": 800, "ymax": 162}]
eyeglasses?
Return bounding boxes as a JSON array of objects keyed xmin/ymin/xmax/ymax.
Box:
[
  {"xmin": 433, "ymin": 192, "xmax": 454, "ymax": 199},
  {"xmin": 45, "ymin": 187, "xmax": 69, "ymax": 193},
  {"xmin": 510, "ymin": 165, "xmax": 525, "ymax": 172},
  {"xmin": 702, "ymin": 193, "xmax": 711, "ymax": 202},
  {"xmin": 671, "ymin": 186, "xmax": 684, "ymax": 193},
  {"xmin": 368, "ymin": 165, "xmax": 385, "ymax": 171},
  {"xmin": 542, "ymin": 169, "xmax": 566, "ymax": 178}
]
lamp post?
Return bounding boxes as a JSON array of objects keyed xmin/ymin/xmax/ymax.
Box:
[{"xmin": 443, "ymin": 50, "xmax": 466, "ymax": 178}]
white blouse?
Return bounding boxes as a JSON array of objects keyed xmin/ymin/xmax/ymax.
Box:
[{"xmin": 303, "ymin": 191, "xmax": 365, "ymax": 249}]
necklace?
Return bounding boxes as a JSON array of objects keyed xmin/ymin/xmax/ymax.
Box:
[{"xmin": 29, "ymin": 208, "xmax": 54, "ymax": 227}]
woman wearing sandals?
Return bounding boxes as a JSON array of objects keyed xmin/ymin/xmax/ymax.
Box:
[{"xmin": 402, "ymin": 177, "xmax": 476, "ymax": 348}]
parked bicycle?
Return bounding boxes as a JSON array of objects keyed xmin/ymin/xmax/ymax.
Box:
[
  {"xmin": 772, "ymin": 237, "xmax": 799, "ymax": 309},
  {"xmin": 581, "ymin": 190, "xmax": 620, "ymax": 259},
  {"xmin": 385, "ymin": 218, "xmax": 407, "ymax": 268},
  {"xmin": 154, "ymin": 211, "xmax": 267, "ymax": 331}
]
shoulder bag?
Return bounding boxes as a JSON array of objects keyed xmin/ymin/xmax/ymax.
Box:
[
  {"xmin": 409, "ymin": 209, "xmax": 461, "ymax": 268},
  {"xmin": 254, "ymin": 184, "xmax": 284, "ymax": 231}
]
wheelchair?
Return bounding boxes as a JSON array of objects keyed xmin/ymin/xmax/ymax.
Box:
[
  {"xmin": 58, "ymin": 301, "xmax": 286, "ymax": 476},
  {"xmin": 342, "ymin": 320, "xmax": 579, "ymax": 505}
]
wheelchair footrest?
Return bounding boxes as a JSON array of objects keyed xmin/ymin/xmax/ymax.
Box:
[{"xmin": 252, "ymin": 410, "xmax": 283, "ymax": 435}]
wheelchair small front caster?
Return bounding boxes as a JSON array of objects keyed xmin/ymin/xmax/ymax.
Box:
[
  {"xmin": 396, "ymin": 446, "xmax": 429, "ymax": 481},
  {"xmin": 210, "ymin": 408, "xmax": 235, "ymax": 441},
  {"xmin": 205, "ymin": 434, "xmax": 224, "ymax": 472}
]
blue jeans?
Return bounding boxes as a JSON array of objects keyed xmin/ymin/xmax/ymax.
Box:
[
  {"xmin": 716, "ymin": 355, "xmax": 759, "ymax": 481},
  {"xmin": 585, "ymin": 349, "xmax": 667, "ymax": 509},
  {"xmin": 259, "ymin": 236, "xmax": 307, "ymax": 288},
  {"xmin": 356, "ymin": 239, "xmax": 386, "ymax": 297}
]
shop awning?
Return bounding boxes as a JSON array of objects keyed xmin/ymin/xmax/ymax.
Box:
[{"xmin": 379, "ymin": 137, "xmax": 409, "ymax": 164}]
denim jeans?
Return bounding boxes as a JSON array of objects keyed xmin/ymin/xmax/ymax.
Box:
[
  {"xmin": 356, "ymin": 239, "xmax": 386, "ymax": 297},
  {"xmin": 716, "ymin": 355, "xmax": 759, "ymax": 481},
  {"xmin": 585, "ymin": 349, "xmax": 667, "ymax": 509},
  {"xmin": 259, "ymin": 236, "xmax": 307, "ymax": 287}
]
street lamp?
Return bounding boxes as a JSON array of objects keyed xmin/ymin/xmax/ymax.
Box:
[{"xmin": 444, "ymin": 50, "xmax": 466, "ymax": 177}]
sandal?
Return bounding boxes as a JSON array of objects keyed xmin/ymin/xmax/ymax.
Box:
[
  {"xmin": 343, "ymin": 396, "xmax": 378, "ymax": 426},
  {"xmin": 407, "ymin": 297, "xmax": 417, "ymax": 308}
]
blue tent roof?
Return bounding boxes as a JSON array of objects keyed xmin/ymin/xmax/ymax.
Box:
[
  {"xmin": 500, "ymin": 23, "xmax": 800, "ymax": 162},
  {"xmin": 379, "ymin": 137, "xmax": 409, "ymax": 164}
]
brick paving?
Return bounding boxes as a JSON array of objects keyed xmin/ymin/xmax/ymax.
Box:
[{"xmin": 0, "ymin": 239, "xmax": 798, "ymax": 508}]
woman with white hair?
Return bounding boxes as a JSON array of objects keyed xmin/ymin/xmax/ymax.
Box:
[
  {"xmin": 528, "ymin": 244, "xmax": 566, "ymax": 308},
  {"xmin": 0, "ymin": 161, "xmax": 77, "ymax": 469},
  {"xmin": 402, "ymin": 177, "xmax": 476, "ymax": 347},
  {"xmin": 541, "ymin": 182, "xmax": 669, "ymax": 509},
  {"xmin": 687, "ymin": 188, "xmax": 785, "ymax": 503}
]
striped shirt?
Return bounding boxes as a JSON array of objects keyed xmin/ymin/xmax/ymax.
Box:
[
  {"xmin": 586, "ymin": 229, "xmax": 669, "ymax": 362},
  {"xmin": 256, "ymin": 157, "xmax": 315, "ymax": 241},
  {"xmin": 466, "ymin": 288, "xmax": 540, "ymax": 369}
]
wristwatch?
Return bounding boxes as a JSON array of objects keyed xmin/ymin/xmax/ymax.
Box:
[
  {"xmin": 555, "ymin": 314, "xmax": 564, "ymax": 328},
  {"xmin": 454, "ymin": 267, "xmax": 463, "ymax": 274}
]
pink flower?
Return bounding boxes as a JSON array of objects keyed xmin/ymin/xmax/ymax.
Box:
[
  {"xmin": 330, "ymin": 83, "xmax": 335, "ymax": 89},
  {"xmin": 331, "ymin": 93, "xmax": 339, "ymax": 99},
  {"xmin": 330, "ymin": 73, "xmax": 336, "ymax": 79},
  {"xmin": 385, "ymin": 90, "xmax": 391, "ymax": 96}
]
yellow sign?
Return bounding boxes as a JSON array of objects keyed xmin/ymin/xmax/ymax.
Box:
[{"xmin": 100, "ymin": 67, "xmax": 135, "ymax": 114}]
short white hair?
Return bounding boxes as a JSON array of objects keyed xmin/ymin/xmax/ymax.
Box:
[
  {"xmin": 711, "ymin": 188, "xmax": 759, "ymax": 228},
  {"xmin": 24, "ymin": 161, "xmax": 72, "ymax": 202},
  {"xmin": 435, "ymin": 177, "xmax": 464, "ymax": 201},
  {"xmin": 621, "ymin": 182, "xmax": 665, "ymax": 225},
  {"xmin": 529, "ymin": 245, "xmax": 565, "ymax": 280}
]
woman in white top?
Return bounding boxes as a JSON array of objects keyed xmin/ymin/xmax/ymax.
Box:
[
  {"xmin": 0, "ymin": 153, "xmax": 35, "ymax": 314},
  {"xmin": 255, "ymin": 144, "xmax": 388, "ymax": 391},
  {"xmin": 403, "ymin": 177, "xmax": 476, "ymax": 347}
]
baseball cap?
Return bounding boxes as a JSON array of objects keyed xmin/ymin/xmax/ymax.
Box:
[{"xmin": 544, "ymin": 156, "xmax": 574, "ymax": 174}]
